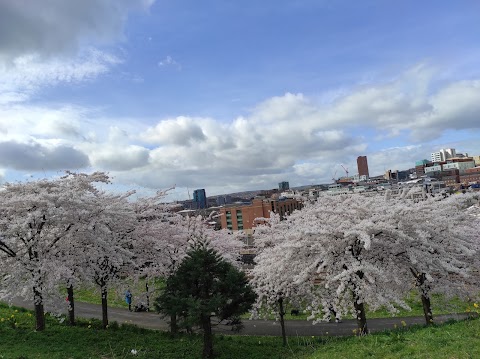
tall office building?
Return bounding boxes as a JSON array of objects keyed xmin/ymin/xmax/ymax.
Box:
[
  {"xmin": 278, "ymin": 181, "xmax": 290, "ymax": 191},
  {"xmin": 357, "ymin": 156, "xmax": 370, "ymax": 178},
  {"xmin": 193, "ymin": 189, "xmax": 207, "ymax": 209}
]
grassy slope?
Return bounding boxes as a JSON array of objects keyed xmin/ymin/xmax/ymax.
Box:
[
  {"xmin": 305, "ymin": 318, "xmax": 480, "ymax": 359},
  {"xmin": 1, "ymin": 303, "xmax": 479, "ymax": 359}
]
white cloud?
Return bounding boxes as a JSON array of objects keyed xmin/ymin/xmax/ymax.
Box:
[
  {"xmin": 158, "ymin": 56, "xmax": 181, "ymax": 70},
  {"xmin": 0, "ymin": 0, "xmax": 155, "ymax": 63},
  {"xmin": 0, "ymin": 140, "xmax": 89, "ymax": 171},
  {"xmin": 1, "ymin": 64, "xmax": 480, "ymax": 195},
  {"xmin": 142, "ymin": 117, "xmax": 206, "ymax": 145},
  {"xmin": 0, "ymin": 105, "xmax": 88, "ymax": 141},
  {"xmin": 322, "ymin": 66, "xmax": 480, "ymax": 141},
  {"xmin": 88, "ymin": 145, "xmax": 150, "ymax": 171},
  {"xmin": 0, "ymin": 49, "xmax": 121, "ymax": 104}
]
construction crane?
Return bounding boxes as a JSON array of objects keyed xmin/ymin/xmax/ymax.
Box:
[
  {"xmin": 331, "ymin": 169, "xmax": 338, "ymax": 183},
  {"xmin": 340, "ymin": 164, "xmax": 349, "ymax": 178}
]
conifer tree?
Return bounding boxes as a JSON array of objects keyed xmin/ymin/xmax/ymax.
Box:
[{"xmin": 156, "ymin": 242, "xmax": 256, "ymax": 358}]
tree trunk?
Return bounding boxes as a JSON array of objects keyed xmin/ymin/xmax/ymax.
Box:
[
  {"xmin": 411, "ymin": 269, "xmax": 434, "ymax": 325},
  {"xmin": 145, "ymin": 282, "xmax": 150, "ymax": 311},
  {"xmin": 420, "ymin": 291, "xmax": 434, "ymax": 325},
  {"xmin": 353, "ymin": 294, "xmax": 368, "ymax": 335},
  {"xmin": 278, "ymin": 297, "xmax": 287, "ymax": 346},
  {"xmin": 418, "ymin": 272, "xmax": 434, "ymax": 325},
  {"xmin": 101, "ymin": 285, "xmax": 108, "ymax": 329},
  {"xmin": 201, "ymin": 314, "xmax": 214, "ymax": 359},
  {"xmin": 67, "ymin": 284, "xmax": 75, "ymax": 326},
  {"xmin": 33, "ymin": 286, "xmax": 45, "ymax": 331},
  {"xmin": 170, "ymin": 313, "xmax": 178, "ymax": 334}
]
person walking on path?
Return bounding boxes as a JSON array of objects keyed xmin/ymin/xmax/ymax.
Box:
[{"xmin": 125, "ymin": 289, "xmax": 133, "ymax": 311}]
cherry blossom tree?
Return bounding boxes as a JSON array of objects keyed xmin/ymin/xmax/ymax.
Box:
[
  {"xmin": 78, "ymin": 190, "xmax": 137, "ymax": 329},
  {"xmin": 0, "ymin": 172, "xmax": 109, "ymax": 330},
  {"xmin": 262, "ymin": 195, "xmax": 413, "ymax": 335},
  {"xmin": 252, "ymin": 192, "xmax": 480, "ymax": 335},
  {"xmin": 251, "ymin": 213, "xmax": 319, "ymax": 345},
  {"xmin": 383, "ymin": 192, "xmax": 480, "ymax": 324},
  {"xmin": 131, "ymin": 191, "xmax": 187, "ymax": 313}
]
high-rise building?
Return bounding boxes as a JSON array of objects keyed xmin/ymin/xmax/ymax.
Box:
[
  {"xmin": 431, "ymin": 148, "xmax": 456, "ymax": 163},
  {"xmin": 278, "ymin": 181, "xmax": 290, "ymax": 191},
  {"xmin": 193, "ymin": 189, "xmax": 207, "ymax": 209},
  {"xmin": 357, "ymin": 156, "xmax": 369, "ymax": 178}
]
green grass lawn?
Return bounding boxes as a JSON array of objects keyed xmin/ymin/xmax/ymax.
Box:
[
  {"xmin": 303, "ymin": 318, "xmax": 480, "ymax": 359},
  {"xmin": 69, "ymin": 278, "xmax": 165, "ymax": 309},
  {"xmin": 1, "ymin": 303, "xmax": 479, "ymax": 359}
]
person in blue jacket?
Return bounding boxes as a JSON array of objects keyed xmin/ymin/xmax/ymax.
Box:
[{"xmin": 125, "ymin": 289, "xmax": 132, "ymax": 311}]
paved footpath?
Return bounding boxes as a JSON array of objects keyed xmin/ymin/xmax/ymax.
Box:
[{"xmin": 7, "ymin": 297, "xmax": 473, "ymax": 337}]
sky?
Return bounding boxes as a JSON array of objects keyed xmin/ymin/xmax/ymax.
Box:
[{"xmin": 1, "ymin": 0, "xmax": 480, "ymax": 200}]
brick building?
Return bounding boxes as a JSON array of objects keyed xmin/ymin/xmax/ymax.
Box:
[
  {"xmin": 219, "ymin": 197, "xmax": 302, "ymax": 232},
  {"xmin": 415, "ymin": 159, "xmax": 430, "ymax": 177},
  {"xmin": 357, "ymin": 156, "xmax": 369, "ymax": 178},
  {"xmin": 460, "ymin": 166, "xmax": 480, "ymax": 185}
]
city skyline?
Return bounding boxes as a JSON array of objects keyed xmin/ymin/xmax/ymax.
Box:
[{"xmin": 1, "ymin": 1, "xmax": 480, "ymax": 200}]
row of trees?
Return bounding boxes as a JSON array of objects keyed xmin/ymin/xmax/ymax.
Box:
[
  {"xmin": 0, "ymin": 172, "xmax": 242, "ymax": 333},
  {"xmin": 251, "ymin": 191, "xmax": 480, "ymax": 342},
  {"xmin": 1, "ymin": 173, "xmax": 479, "ymax": 357}
]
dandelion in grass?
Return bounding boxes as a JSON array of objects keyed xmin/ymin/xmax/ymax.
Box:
[
  {"xmin": 401, "ymin": 320, "xmax": 406, "ymax": 327},
  {"xmin": 131, "ymin": 349, "xmax": 138, "ymax": 355}
]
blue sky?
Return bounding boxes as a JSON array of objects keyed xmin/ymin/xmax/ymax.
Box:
[{"xmin": 1, "ymin": 0, "xmax": 479, "ymax": 199}]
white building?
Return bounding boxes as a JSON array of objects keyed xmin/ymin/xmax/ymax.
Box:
[
  {"xmin": 473, "ymin": 155, "xmax": 480, "ymax": 166},
  {"xmin": 431, "ymin": 148, "xmax": 456, "ymax": 163}
]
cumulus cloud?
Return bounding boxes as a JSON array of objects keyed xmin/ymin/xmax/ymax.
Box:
[
  {"xmin": 139, "ymin": 110, "xmax": 363, "ymax": 191},
  {"xmin": 1, "ymin": 63, "xmax": 480, "ymax": 195},
  {"xmin": 322, "ymin": 66, "xmax": 480, "ymax": 141},
  {"xmin": 0, "ymin": 0, "xmax": 154, "ymax": 62},
  {"xmin": 142, "ymin": 117, "xmax": 207, "ymax": 145},
  {"xmin": 0, "ymin": 105, "xmax": 88, "ymax": 141},
  {"xmin": 76, "ymin": 126, "xmax": 151, "ymax": 171},
  {"xmin": 0, "ymin": 141, "xmax": 89, "ymax": 171},
  {"xmin": 130, "ymin": 67, "xmax": 480, "ymax": 193},
  {"xmin": 0, "ymin": 1, "xmax": 154, "ymax": 104},
  {"xmin": 88, "ymin": 145, "xmax": 150, "ymax": 171}
]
